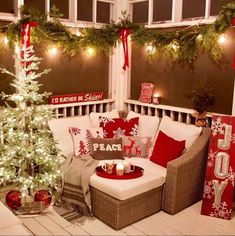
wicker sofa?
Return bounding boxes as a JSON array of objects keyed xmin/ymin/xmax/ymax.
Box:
[
  {"xmin": 49, "ymin": 110, "xmax": 211, "ymax": 230},
  {"xmin": 89, "ymin": 127, "xmax": 211, "ymax": 230}
]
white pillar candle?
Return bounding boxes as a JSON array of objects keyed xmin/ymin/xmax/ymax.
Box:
[
  {"xmin": 152, "ymin": 93, "xmax": 160, "ymax": 105},
  {"xmin": 116, "ymin": 162, "xmax": 124, "ymax": 176}
]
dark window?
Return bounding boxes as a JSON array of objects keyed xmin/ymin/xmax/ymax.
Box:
[
  {"xmin": 24, "ymin": 0, "xmax": 45, "ymax": 14},
  {"xmin": 0, "ymin": 0, "xmax": 14, "ymax": 14},
  {"xmin": 77, "ymin": 0, "xmax": 92, "ymax": 21},
  {"xmin": 153, "ymin": 0, "xmax": 172, "ymax": 22},
  {"xmin": 182, "ymin": 0, "xmax": 206, "ymax": 20},
  {"xmin": 50, "ymin": 0, "xmax": 69, "ymax": 19},
  {"xmin": 97, "ymin": 1, "xmax": 110, "ymax": 23},
  {"xmin": 210, "ymin": 0, "xmax": 233, "ymax": 16},
  {"xmin": 132, "ymin": 1, "xmax": 148, "ymax": 24}
]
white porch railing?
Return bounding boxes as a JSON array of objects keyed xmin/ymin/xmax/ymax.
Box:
[
  {"xmin": 50, "ymin": 98, "xmax": 114, "ymax": 118},
  {"xmin": 124, "ymin": 99, "xmax": 213, "ymax": 125}
]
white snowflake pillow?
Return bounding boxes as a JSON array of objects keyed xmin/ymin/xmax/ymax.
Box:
[
  {"xmin": 99, "ymin": 117, "xmax": 139, "ymax": 138},
  {"xmin": 69, "ymin": 127, "xmax": 103, "ymax": 157}
]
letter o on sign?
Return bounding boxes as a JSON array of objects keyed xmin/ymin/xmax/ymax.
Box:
[{"xmin": 214, "ymin": 152, "xmax": 230, "ymax": 179}]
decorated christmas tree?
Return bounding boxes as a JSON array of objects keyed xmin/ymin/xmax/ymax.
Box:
[{"xmin": 0, "ymin": 45, "xmax": 61, "ymax": 197}]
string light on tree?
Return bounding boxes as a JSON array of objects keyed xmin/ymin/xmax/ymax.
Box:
[
  {"xmin": 3, "ymin": 36, "xmax": 8, "ymax": 44},
  {"xmin": 75, "ymin": 29, "xmax": 81, "ymax": 37},
  {"xmin": 14, "ymin": 44, "xmax": 20, "ymax": 54},
  {"xmin": 48, "ymin": 46, "xmax": 58, "ymax": 55},
  {"xmin": 146, "ymin": 44, "xmax": 155, "ymax": 55},
  {"xmin": 218, "ymin": 34, "xmax": 226, "ymax": 44},
  {"xmin": 196, "ymin": 34, "xmax": 203, "ymax": 41},
  {"xmin": 171, "ymin": 41, "xmax": 179, "ymax": 51},
  {"xmin": 86, "ymin": 47, "xmax": 95, "ymax": 57}
]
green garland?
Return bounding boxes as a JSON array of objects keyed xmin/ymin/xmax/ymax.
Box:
[{"xmin": 0, "ymin": 2, "xmax": 235, "ymax": 65}]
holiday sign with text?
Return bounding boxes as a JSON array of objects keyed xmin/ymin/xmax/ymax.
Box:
[
  {"xmin": 49, "ymin": 92, "xmax": 103, "ymax": 105},
  {"xmin": 201, "ymin": 115, "xmax": 235, "ymax": 220}
]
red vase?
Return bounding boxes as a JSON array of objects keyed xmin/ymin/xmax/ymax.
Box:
[
  {"xmin": 5, "ymin": 190, "xmax": 21, "ymax": 210},
  {"xmin": 34, "ymin": 190, "xmax": 52, "ymax": 206},
  {"xmin": 231, "ymin": 17, "xmax": 235, "ymax": 26}
]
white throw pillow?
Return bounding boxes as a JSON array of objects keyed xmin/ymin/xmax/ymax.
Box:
[
  {"xmin": 69, "ymin": 127, "xmax": 103, "ymax": 156},
  {"xmin": 127, "ymin": 111, "xmax": 160, "ymax": 142},
  {"xmin": 89, "ymin": 109, "xmax": 119, "ymax": 128},
  {"xmin": 48, "ymin": 115, "xmax": 92, "ymax": 157},
  {"xmin": 158, "ymin": 116, "xmax": 202, "ymax": 150}
]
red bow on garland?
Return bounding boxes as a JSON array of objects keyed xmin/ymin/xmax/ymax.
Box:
[
  {"xmin": 21, "ymin": 22, "xmax": 39, "ymax": 67},
  {"xmin": 119, "ymin": 28, "xmax": 131, "ymax": 71}
]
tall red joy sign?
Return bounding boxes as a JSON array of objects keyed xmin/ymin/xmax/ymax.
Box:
[{"xmin": 201, "ymin": 115, "xmax": 235, "ymax": 220}]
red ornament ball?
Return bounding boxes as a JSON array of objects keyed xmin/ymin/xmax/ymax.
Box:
[
  {"xmin": 5, "ymin": 190, "xmax": 21, "ymax": 209},
  {"xmin": 34, "ymin": 190, "xmax": 52, "ymax": 206}
]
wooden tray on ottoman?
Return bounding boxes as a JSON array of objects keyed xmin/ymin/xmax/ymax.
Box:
[{"xmin": 90, "ymin": 185, "xmax": 163, "ymax": 230}]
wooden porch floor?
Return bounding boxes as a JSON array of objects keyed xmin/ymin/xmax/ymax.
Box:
[{"xmin": 21, "ymin": 201, "xmax": 235, "ymax": 235}]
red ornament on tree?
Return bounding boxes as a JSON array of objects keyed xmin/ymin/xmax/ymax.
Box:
[
  {"xmin": 34, "ymin": 190, "xmax": 52, "ymax": 206},
  {"xmin": 5, "ymin": 190, "xmax": 22, "ymax": 209}
]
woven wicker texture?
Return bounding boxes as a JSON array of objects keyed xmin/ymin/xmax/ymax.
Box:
[
  {"xmin": 90, "ymin": 185, "xmax": 163, "ymax": 230},
  {"xmin": 162, "ymin": 127, "xmax": 211, "ymax": 214}
]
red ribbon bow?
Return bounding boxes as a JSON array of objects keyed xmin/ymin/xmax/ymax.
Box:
[{"xmin": 119, "ymin": 28, "xmax": 131, "ymax": 71}]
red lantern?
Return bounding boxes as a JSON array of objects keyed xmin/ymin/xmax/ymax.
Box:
[
  {"xmin": 34, "ymin": 190, "xmax": 52, "ymax": 206},
  {"xmin": 5, "ymin": 190, "xmax": 21, "ymax": 209}
]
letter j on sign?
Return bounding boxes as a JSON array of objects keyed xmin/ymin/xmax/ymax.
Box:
[{"xmin": 201, "ymin": 115, "xmax": 235, "ymax": 220}]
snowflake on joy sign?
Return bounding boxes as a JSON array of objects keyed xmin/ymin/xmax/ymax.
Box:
[
  {"xmin": 207, "ymin": 149, "xmax": 217, "ymax": 168},
  {"xmin": 225, "ymin": 167, "xmax": 235, "ymax": 187},
  {"xmin": 210, "ymin": 201, "xmax": 232, "ymax": 219},
  {"xmin": 113, "ymin": 127, "xmax": 126, "ymax": 138},
  {"xmin": 129, "ymin": 124, "xmax": 139, "ymax": 136},
  {"xmin": 211, "ymin": 117, "xmax": 225, "ymax": 136},
  {"xmin": 231, "ymin": 133, "xmax": 235, "ymax": 144},
  {"xmin": 203, "ymin": 180, "xmax": 215, "ymax": 199}
]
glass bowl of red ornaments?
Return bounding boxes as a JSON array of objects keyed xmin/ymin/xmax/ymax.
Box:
[{"xmin": 5, "ymin": 189, "xmax": 52, "ymax": 215}]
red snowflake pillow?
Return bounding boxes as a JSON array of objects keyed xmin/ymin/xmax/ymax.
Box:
[
  {"xmin": 69, "ymin": 127, "xmax": 103, "ymax": 157},
  {"xmin": 100, "ymin": 117, "xmax": 139, "ymax": 138}
]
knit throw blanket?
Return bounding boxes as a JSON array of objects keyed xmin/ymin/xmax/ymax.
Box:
[{"xmin": 61, "ymin": 154, "xmax": 98, "ymax": 215}]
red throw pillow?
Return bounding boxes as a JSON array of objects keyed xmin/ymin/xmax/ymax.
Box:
[
  {"xmin": 100, "ymin": 117, "xmax": 139, "ymax": 138},
  {"xmin": 150, "ymin": 131, "xmax": 186, "ymax": 168}
]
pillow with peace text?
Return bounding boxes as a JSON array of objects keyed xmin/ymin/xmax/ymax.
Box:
[{"xmin": 90, "ymin": 138, "xmax": 124, "ymax": 160}]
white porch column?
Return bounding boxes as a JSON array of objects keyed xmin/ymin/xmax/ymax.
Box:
[{"xmin": 109, "ymin": 0, "xmax": 131, "ymax": 111}]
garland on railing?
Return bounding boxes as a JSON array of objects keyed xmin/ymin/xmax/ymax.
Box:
[{"xmin": 0, "ymin": 2, "xmax": 235, "ymax": 66}]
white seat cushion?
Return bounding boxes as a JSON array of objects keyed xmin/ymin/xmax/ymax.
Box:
[{"xmin": 90, "ymin": 158, "xmax": 166, "ymax": 200}]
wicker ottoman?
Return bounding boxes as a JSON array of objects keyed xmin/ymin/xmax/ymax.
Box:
[{"xmin": 90, "ymin": 185, "xmax": 163, "ymax": 230}]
